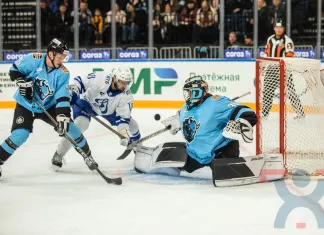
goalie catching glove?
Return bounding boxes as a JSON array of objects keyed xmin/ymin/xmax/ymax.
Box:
[
  {"xmin": 222, "ymin": 118, "xmax": 253, "ymax": 143},
  {"xmin": 161, "ymin": 110, "xmax": 181, "ymax": 135}
]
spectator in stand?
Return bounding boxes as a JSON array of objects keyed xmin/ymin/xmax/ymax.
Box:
[
  {"xmin": 71, "ymin": 1, "xmax": 93, "ymax": 46},
  {"xmin": 48, "ymin": 0, "xmax": 60, "ymax": 14},
  {"xmin": 92, "ymin": 9, "xmax": 104, "ymax": 45},
  {"xmin": 225, "ymin": 0, "xmax": 243, "ymax": 33},
  {"xmin": 40, "ymin": 0, "xmax": 54, "ymax": 47},
  {"xmin": 179, "ymin": 0, "xmax": 197, "ymax": 43},
  {"xmin": 244, "ymin": 34, "xmax": 253, "ymax": 46},
  {"xmin": 225, "ymin": 31, "xmax": 240, "ymax": 48},
  {"xmin": 159, "ymin": 0, "xmax": 181, "ymax": 13},
  {"xmin": 268, "ymin": 0, "xmax": 285, "ymax": 25},
  {"xmin": 128, "ymin": 0, "xmax": 148, "ymax": 43},
  {"xmin": 117, "ymin": 0, "xmax": 128, "ymax": 10},
  {"xmin": 247, "ymin": 0, "xmax": 270, "ymax": 44},
  {"xmin": 195, "ymin": 0, "xmax": 217, "ymax": 44},
  {"xmin": 60, "ymin": 0, "xmax": 72, "ymax": 13},
  {"xmin": 209, "ymin": 0, "xmax": 219, "ymax": 15},
  {"xmin": 153, "ymin": 2, "xmax": 163, "ymax": 44},
  {"xmin": 128, "ymin": 0, "xmax": 148, "ymax": 12},
  {"xmin": 161, "ymin": 3, "xmax": 179, "ymax": 43},
  {"xmin": 122, "ymin": 4, "xmax": 138, "ymax": 43},
  {"xmin": 106, "ymin": 3, "xmax": 126, "ymax": 43},
  {"xmin": 53, "ymin": 4, "xmax": 73, "ymax": 43}
]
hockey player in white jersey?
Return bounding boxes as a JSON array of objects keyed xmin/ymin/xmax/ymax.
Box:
[{"xmin": 51, "ymin": 67, "xmax": 141, "ymax": 170}]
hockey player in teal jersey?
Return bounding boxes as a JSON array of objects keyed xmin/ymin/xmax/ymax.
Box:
[
  {"xmin": 0, "ymin": 38, "xmax": 97, "ymax": 178},
  {"xmin": 133, "ymin": 76, "xmax": 258, "ymax": 176}
]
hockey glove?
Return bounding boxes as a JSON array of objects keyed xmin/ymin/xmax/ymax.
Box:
[
  {"xmin": 75, "ymin": 98, "xmax": 92, "ymax": 113},
  {"xmin": 161, "ymin": 110, "xmax": 180, "ymax": 135},
  {"xmin": 16, "ymin": 78, "xmax": 34, "ymax": 100},
  {"xmin": 222, "ymin": 118, "xmax": 253, "ymax": 143},
  {"xmin": 56, "ymin": 114, "xmax": 70, "ymax": 137},
  {"xmin": 119, "ymin": 128, "xmax": 133, "ymax": 146}
]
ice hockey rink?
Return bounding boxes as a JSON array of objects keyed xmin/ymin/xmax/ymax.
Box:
[{"xmin": 1, "ymin": 108, "xmax": 324, "ymax": 235}]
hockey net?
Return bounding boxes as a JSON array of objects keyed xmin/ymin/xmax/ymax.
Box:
[{"xmin": 256, "ymin": 57, "xmax": 324, "ymax": 176}]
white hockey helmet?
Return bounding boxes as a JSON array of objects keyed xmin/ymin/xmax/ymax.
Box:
[{"xmin": 112, "ymin": 67, "xmax": 133, "ymax": 90}]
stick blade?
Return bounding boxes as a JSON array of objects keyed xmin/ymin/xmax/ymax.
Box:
[
  {"xmin": 117, "ymin": 149, "xmax": 132, "ymax": 160},
  {"xmin": 107, "ymin": 177, "xmax": 123, "ymax": 185}
]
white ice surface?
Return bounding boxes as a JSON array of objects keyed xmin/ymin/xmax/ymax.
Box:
[{"xmin": 0, "ymin": 109, "xmax": 323, "ymax": 235}]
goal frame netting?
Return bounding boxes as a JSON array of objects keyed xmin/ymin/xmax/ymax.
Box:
[{"xmin": 255, "ymin": 57, "xmax": 324, "ymax": 177}]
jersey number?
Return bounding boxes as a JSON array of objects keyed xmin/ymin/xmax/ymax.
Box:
[{"xmin": 87, "ymin": 73, "xmax": 96, "ymax": 79}]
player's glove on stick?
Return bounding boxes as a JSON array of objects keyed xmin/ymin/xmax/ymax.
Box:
[
  {"xmin": 161, "ymin": 110, "xmax": 180, "ymax": 135},
  {"xmin": 16, "ymin": 78, "xmax": 33, "ymax": 100},
  {"xmin": 119, "ymin": 128, "xmax": 132, "ymax": 146},
  {"xmin": 56, "ymin": 114, "xmax": 70, "ymax": 137}
]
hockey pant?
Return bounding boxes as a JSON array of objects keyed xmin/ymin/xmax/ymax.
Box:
[{"xmin": 0, "ymin": 103, "xmax": 90, "ymax": 164}]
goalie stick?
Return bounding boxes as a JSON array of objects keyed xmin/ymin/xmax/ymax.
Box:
[
  {"xmin": 33, "ymin": 98, "xmax": 122, "ymax": 185},
  {"xmin": 117, "ymin": 90, "xmax": 252, "ymax": 160},
  {"xmin": 117, "ymin": 126, "xmax": 171, "ymax": 160}
]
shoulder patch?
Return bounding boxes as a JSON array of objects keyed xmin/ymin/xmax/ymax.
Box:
[
  {"xmin": 286, "ymin": 42, "xmax": 293, "ymax": 50},
  {"xmin": 60, "ymin": 65, "xmax": 69, "ymax": 74},
  {"xmin": 212, "ymin": 95, "xmax": 220, "ymax": 101},
  {"xmin": 32, "ymin": 53, "xmax": 43, "ymax": 59}
]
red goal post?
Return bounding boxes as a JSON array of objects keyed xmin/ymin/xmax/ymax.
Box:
[{"xmin": 255, "ymin": 57, "xmax": 324, "ymax": 176}]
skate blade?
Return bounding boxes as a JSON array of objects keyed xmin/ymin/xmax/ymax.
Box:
[{"xmin": 51, "ymin": 164, "xmax": 61, "ymax": 172}]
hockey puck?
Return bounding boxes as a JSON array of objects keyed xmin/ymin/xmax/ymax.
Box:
[{"xmin": 154, "ymin": 114, "xmax": 161, "ymax": 121}]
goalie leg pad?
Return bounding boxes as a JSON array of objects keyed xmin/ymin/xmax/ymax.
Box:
[
  {"xmin": 211, "ymin": 154, "xmax": 284, "ymax": 187},
  {"xmin": 134, "ymin": 142, "xmax": 187, "ymax": 176}
]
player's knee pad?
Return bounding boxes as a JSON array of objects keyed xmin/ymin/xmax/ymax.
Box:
[
  {"xmin": 67, "ymin": 123, "xmax": 86, "ymax": 148},
  {"xmin": 134, "ymin": 142, "xmax": 187, "ymax": 176},
  {"xmin": 74, "ymin": 116, "xmax": 90, "ymax": 133},
  {"xmin": 129, "ymin": 118, "xmax": 141, "ymax": 141},
  {"xmin": 1, "ymin": 128, "xmax": 30, "ymax": 155}
]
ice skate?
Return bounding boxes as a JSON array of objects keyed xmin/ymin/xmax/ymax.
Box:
[
  {"xmin": 84, "ymin": 153, "xmax": 98, "ymax": 171},
  {"xmin": 51, "ymin": 151, "xmax": 65, "ymax": 171}
]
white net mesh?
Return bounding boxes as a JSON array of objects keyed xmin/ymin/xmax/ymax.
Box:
[{"xmin": 257, "ymin": 58, "xmax": 324, "ymax": 176}]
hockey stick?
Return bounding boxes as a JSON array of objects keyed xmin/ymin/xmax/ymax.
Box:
[
  {"xmin": 232, "ymin": 90, "xmax": 251, "ymax": 101},
  {"xmin": 32, "ymin": 97, "xmax": 122, "ymax": 185},
  {"xmin": 117, "ymin": 90, "xmax": 252, "ymax": 160},
  {"xmin": 74, "ymin": 103, "xmax": 125, "ymax": 139},
  {"xmin": 117, "ymin": 125, "xmax": 171, "ymax": 160}
]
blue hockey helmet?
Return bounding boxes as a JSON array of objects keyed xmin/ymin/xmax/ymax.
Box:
[{"xmin": 183, "ymin": 76, "xmax": 209, "ymax": 109}]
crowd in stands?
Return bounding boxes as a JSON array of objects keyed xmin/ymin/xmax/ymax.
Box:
[{"xmin": 40, "ymin": 0, "xmax": 323, "ymax": 47}]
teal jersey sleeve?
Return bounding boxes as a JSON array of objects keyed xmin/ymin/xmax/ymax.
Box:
[
  {"xmin": 10, "ymin": 53, "xmax": 38, "ymax": 78},
  {"xmin": 54, "ymin": 69, "xmax": 71, "ymax": 109}
]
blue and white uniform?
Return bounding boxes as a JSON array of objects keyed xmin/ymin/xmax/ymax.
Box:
[{"xmin": 55, "ymin": 70, "xmax": 141, "ymax": 158}]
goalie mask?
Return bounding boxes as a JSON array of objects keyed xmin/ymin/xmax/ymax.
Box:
[{"xmin": 183, "ymin": 76, "xmax": 209, "ymax": 110}]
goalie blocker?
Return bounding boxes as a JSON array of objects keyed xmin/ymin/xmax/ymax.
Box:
[{"xmin": 134, "ymin": 142, "xmax": 284, "ymax": 187}]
